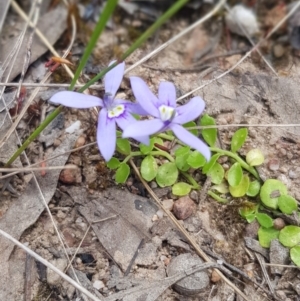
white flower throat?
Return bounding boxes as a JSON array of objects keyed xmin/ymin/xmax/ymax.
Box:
[
  {"xmin": 104, "ymin": 93, "xmax": 125, "ymax": 118},
  {"xmin": 159, "ymin": 105, "xmax": 175, "ymax": 121}
]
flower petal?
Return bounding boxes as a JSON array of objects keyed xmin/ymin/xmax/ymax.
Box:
[
  {"xmin": 123, "ymin": 119, "xmax": 165, "ymax": 139},
  {"xmin": 114, "ymin": 99, "xmax": 148, "ymax": 115},
  {"xmin": 130, "ymin": 77, "xmax": 160, "ymax": 118},
  {"xmin": 173, "ymin": 96, "xmax": 205, "ymax": 124},
  {"xmin": 115, "ymin": 112, "xmax": 149, "ymax": 145},
  {"xmin": 104, "ymin": 61, "xmax": 125, "ymax": 98},
  {"xmin": 50, "ymin": 91, "xmax": 103, "ymax": 108},
  {"xmin": 158, "ymin": 81, "xmax": 176, "ymax": 107},
  {"xmin": 170, "ymin": 123, "xmax": 211, "ymax": 161},
  {"xmin": 97, "ymin": 109, "xmax": 116, "ymax": 161}
]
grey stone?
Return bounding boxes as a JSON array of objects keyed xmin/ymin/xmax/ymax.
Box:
[{"xmin": 167, "ymin": 253, "xmax": 209, "ymax": 296}]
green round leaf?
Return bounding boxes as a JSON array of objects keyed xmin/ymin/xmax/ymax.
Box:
[
  {"xmin": 231, "ymin": 128, "xmax": 248, "ymax": 152},
  {"xmin": 116, "ymin": 138, "xmax": 131, "ymax": 155},
  {"xmin": 183, "ymin": 121, "xmax": 198, "ymax": 136},
  {"xmin": 200, "ymin": 114, "xmax": 217, "ymax": 147},
  {"xmin": 156, "ymin": 162, "xmax": 178, "ymax": 187},
  {"xmin": 228, "ymin": 162, "xmax": 243, "ymax": 187},
  {"xmin": 278, "ymin": 195, "xmax": 298, "ymax": 214},
  {"xmin": 211, "ymin": 181, "xmax": 229, "ymax": 194},
  {"xmin": 207, "ymin": 162, "xmax": 224, "ymax": 184},
  {"xmin": 256, "ymin": 213, "xmax": 274, "ymax": 228},
  {"xmin": 107, "ymin": 157, "xmax": 120, "ymax": 169},
  {"xmin": 239, "ymin": 203, "xmax": 257, "ymax": 221},
  {"xmin": 229, "ymin": 175, "xmax": 250, "ymax": 197},
  {"xmin": 172, "ymin": 182, "xmax": 192, "ymax": 196},
  {"xmin": 260, "ymin": 179, "xmax": 287, "ymax": 210},
  {"xmin": 279, "ymin": 225, "xmax": 300, "ymax": 247},
  {"xmin": 202, "ymin": 153, "xmax": 220, "ymax": 174},
  {"xmin": 140, "ymin": 138, "xmax": 155, "ymax": 154},
  {"xmin": 187, "ymin": 151, "xmax": 206, "ymax": 169},
  {"xmin": 115, "ymin": 163, "xmax": 130, "ymax": 184},
  {"xmin": 246, "ymin": 180, "xmax": 261, "ymax": 197},
  {"xmin": 246, "ymin": 149, "xmax": 264, "ymax": 166},
  {"xmin": 141, "ymin": 155, "xmax": 158, "ymax": 181},
  {"xmin": 290, "ymin": 246, "xmax": 300, "ymax": 267},
  {"xmin": 175, "ymin": 146, "xmax": 190, "ymax": 171},
  {"xmin": 258, "ymin": 227, "xmax": 279, "ymax": 248}
]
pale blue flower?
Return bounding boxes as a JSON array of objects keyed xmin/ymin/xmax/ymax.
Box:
[
  {"xmin": 122, "ymin": 77, "xmax": 211, "ymax": 161},
  {"xmin": 50, "ymin": 62, "xmax": 148, "ymax": 161}
]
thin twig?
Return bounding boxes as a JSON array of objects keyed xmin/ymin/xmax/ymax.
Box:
[{"xmin": 0, "ymin": 164, "xmax": 77, "ymax": 173}]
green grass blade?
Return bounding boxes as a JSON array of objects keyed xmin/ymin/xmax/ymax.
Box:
[{"xmin": 69, "ymin": 0, "xmax": 118, "ymax": 90}]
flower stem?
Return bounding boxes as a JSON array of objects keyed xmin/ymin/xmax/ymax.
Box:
[
  {"xmin": 207, "ymin": 190, "xmax": 229, "ymax": 203},
  {"xmin": 210, "ymin": 147, "xmax": 260, "ymax": 180},
  {"xmin": 181, "ymin": 172, "xmax": 200, "ymax": 189}
]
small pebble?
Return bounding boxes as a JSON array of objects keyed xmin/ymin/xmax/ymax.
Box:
[
  {"xmin": 288, "ymin": 169, "xmax": 298, "ymax": 179},
  {"xmin": 273, "ymin": 218, "xmax": 286, "ymax": 230},
  {"xmin": 269, "ymin": 138, "xmax": 277, "ymax": 146},
  {"xmin": 156, "ymin": 210, "xmax": 164, "ymax": 219},
  {"xmin": 173, "ymin": 196, "xmax": 196, "ymax": 220},
  {"xmin": 211, "ymin": 270, "xmax": 221, "ymax": 283},
  {"xmin": 280, "ymin": 148, "xmax": 287, "ymax": 156},
  {"xmin": 93, "ymin": 280, "xmax": 105, "ymax": 290},
  {"xmin": 75, "ymin": 136, "xmax": 86, "ymax": 148},
  {"xmin": 152, "ymin": 214, "xmax": 159, "ymax": 222},
  {"xmin": 150, "ymin": 181, "xmax": 158, "ymax": 189},
  {"xmin": 268, "ymin": 158, "xmax": 280, "ymax": 171},
  {"xmin": 189, "ymin": 190, "xmax": 199, "ymax": 203},
  {"xmin": 273, "ymin": 43, "xmax": 285, "ymax": 58},
  {"xmin": 162, "ymin": 199, "xmax": 174, "ymax": 211}
]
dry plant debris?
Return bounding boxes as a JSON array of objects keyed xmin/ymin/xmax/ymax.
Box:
[{"xmin": 1, "ymin": 1, "xmax": 300, "ymax": 301}]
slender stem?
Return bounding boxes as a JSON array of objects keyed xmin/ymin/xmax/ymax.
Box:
[
  {"xmin": 210, "ymin": 147, "xmax": 260, "ymax": 180},
  {"xmin": 123, "ymin": 150, "xmax": 174, "ymax": 164},
  {"xmin": 181, "ymin": 172, "xmax": 200, "ymax": 189},
  {"xmin": 5, "ymin": 106, "xmax": 63, "ymax": 166},
  {"xmin": 208, "ymin": 190, "xmax": 229, "ymax": 203}
]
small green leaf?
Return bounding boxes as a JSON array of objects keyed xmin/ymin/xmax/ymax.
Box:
[
  {"xmin": 246, "ymin": 149, "xmax": 264, "ymax": 166},
  {"xmin": 183, "ymin": 121, "xmax": 198, "ymax": 136},
  {"xmin": 115, "ymin": 163, "xmax": 130, "ymax": 184},
  {"xmin": 175, "ymin": 146, "xmax": 190, "ymax": 171},
  {"xmin": 229, "ymin": 175, "xmax": 250, "ymax": 197},
  {"xmin": 245, "ymin": 213, "xmax": 256, "ymax": 223},
  {"xmin": 172, "ymin": 182, "xmax": 192, "ymax": 196},
  {"xmin": 116, "ymin": 138, "xmax": 131, "ymax": 155},
  {"xmin": 153, "ymin": 137, "xmax": 164, "ymax": 146},
  {"xmin": 141, "ymin": 155, "xmax": 158, "ymax": 181},
  {"xmin": 258, "ymin": 227, "xmax": 280, "ymax": 248},
  {"xmin": 107, "ymin": 157, "xmax": 120, "ymax": 169},
  {"xmin": 231, "ymin": 128, "xmax": 248, "ymax": 152},
  {"xmin": 140, "ymin": 138, "xmax": 155, "ymax": 154},
  {"xmin": 246, "ymin": 180, "xmax": 261, "ymax": 197},
  {"xmin": 202, "ymin": 153, "xmax": 220, "ymax": 174},
  {"xmin": 279, "ymin": 225, "xmax": 300, "ymax": 247},
  {"xmin": 228, "ymin": 162, "xmax": 243, "ymax": 187},
  {"xmin": 208, "ymin": 162, "xmax": 224, "ymax": 184},
  {"xmin": 211, "ymin": 181, "xmax": 229, "ymax": 194},
  {"xmin": 260, "ymin": 179, "xmax": 287, "ymax": 210},
  {"xmin": 200, "ymin": 114, "xmax": 217, "ymax": 147},
  {"xmin": 278, "ymin": 195, "xmax": 298, "ymax": 214},
  {"xmin": 256, "ymin": 213, "xmax": 274, "ymax": 228},
  {"xmin": 290, "ymin": 246, "xmax": 300, "ymax": 267},
  {"xmin": 187, "ymin": 151, "xmax": 206, "ymax": 169},
  {"xmin": 156, "ymin": 162, "xmax": 178, "ymax": 187}
]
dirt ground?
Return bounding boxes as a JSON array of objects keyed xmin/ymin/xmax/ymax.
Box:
[{"xmin": 1, "ymin": 1, "xmax": 300, "ymax": 300}]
